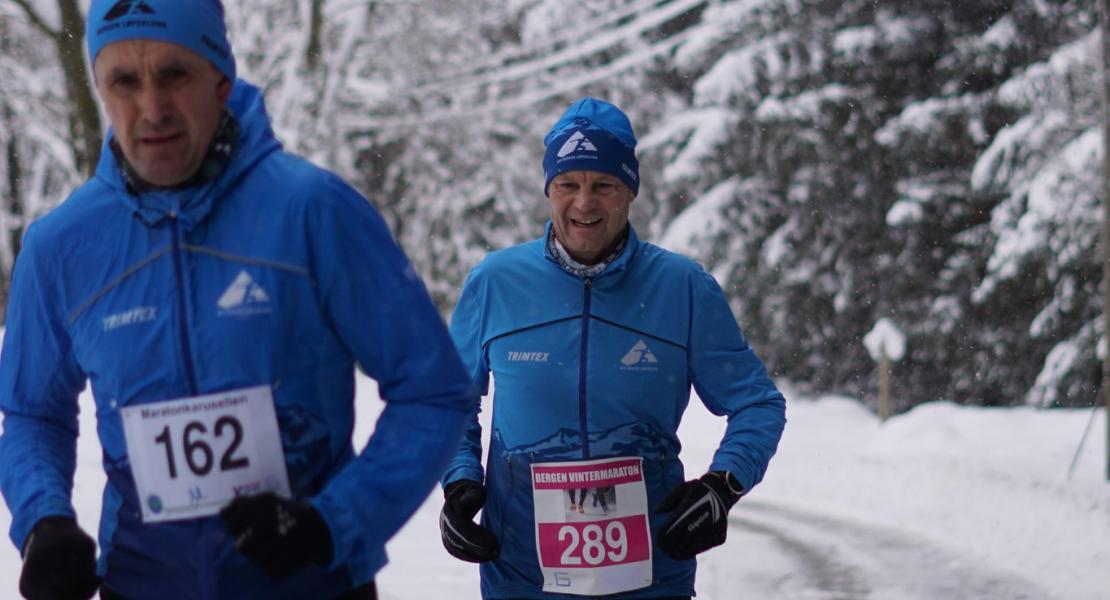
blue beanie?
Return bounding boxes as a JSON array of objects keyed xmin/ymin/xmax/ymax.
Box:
[
  {"xmin": 543, "ymin": 97, "xmax": 639, "ymax": 196},
  {"xmin": 86, "ymin": 0, "xmax": 236, "ymax": 81}
]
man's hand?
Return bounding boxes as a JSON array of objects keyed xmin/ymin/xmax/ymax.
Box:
[
  {"xmin": 19, "ymin": 516, "xmax": 100, "ymax": 600},
  {"xmin": 219, "ymin": 493, "xmax": 333, "ymax": 579},
  {"xmin": 656, "ymin": 471, "xmax": 744, "ymax": 560},
  {"xmin": 439, "ymin": 479, "xmax": 500, "ymax": 563}
]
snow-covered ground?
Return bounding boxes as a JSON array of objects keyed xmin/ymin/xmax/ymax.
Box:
[{"xmin": 1, "ymin": 375, "xmax": 1107, "ymax": 599}]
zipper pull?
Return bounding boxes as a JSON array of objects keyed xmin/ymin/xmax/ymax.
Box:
[{"xmin": 584, "ymin": 277, "xmax": 592, "ymax": 289}]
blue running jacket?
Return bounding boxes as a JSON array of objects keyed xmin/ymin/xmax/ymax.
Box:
[
  {"xmin": 443, "ymin": 224, "xmax": 787, "ymax": 599},
  {"xmin": 0, "ymin": 80, "xmax": 474, "ymax": 599}
]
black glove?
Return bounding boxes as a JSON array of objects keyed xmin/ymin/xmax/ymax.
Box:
[
  {"xmin": 656, "ymin": 471, "xmax": 744, "ymax": 560},
  {"xmin": 219, "ymin": 493, "xmax": 333, "ymax": 579},
  {"xmin": 439, "ymin": 479, "xmax": 500, "ymax": 563},
  {"xmin": 19, "ymin": 515, "xmax": 100, "ymax": 600}
]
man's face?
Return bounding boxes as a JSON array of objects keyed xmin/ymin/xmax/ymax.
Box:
[
  {"xmin": 94, "ymin": 40, "xmax": 231, "ymax": 187},
  {"xmin": 548, "ymin": 170, "xmax": 635, "ymax": 265}
]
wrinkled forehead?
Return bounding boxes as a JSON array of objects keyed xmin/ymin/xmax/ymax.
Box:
[{"xmin": 93, "ymin": 39, "xmax": 213, "ymax": 75}]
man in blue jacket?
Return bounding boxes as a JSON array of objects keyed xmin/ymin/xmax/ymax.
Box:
[
  {"xmin": 438, "ymin": 97, "xmax": 787, "ymax": 599},
  {"xmin": 0, "ymin": 2, "xmax": 473, "ymax": 599}
]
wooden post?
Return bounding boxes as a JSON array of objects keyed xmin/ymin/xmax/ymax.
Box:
[
  {"xmin": 878, "ymin": 344, "xmax": 891, "ymax": 423},
  {"xmin": 865, "ymin": 318, "xmax": 903, "ymax": 423}
]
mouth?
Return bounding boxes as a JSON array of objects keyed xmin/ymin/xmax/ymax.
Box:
[
  {"xmin": 571, "ymin": 217, "xmax": 602, "ymax": 228},
  {"xmin": 139, "ymin": 133, "xmax": 184, "ymax": 147}
]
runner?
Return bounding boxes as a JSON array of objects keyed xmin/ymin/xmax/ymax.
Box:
[
  {"xmin": 0, "ymin": 2, "xmax": 473, "ymax": 598},
  {"xmin": 438, "ymin": 97, "xmax": 786, "ymax": 599}
]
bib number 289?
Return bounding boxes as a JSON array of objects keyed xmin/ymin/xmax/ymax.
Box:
[
  {"xmin": 153, "ymin": 416, "xmax": 250, "ymax": 479},
  {"xmin": 558, "ymin": 521, "xmax": 628, "ymax": 566}
]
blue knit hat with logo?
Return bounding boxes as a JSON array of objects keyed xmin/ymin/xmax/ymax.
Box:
[
  {"xmin": 86, "ymin": 0, "xmax": 236, "ymax": 81},
  {"xmin": 543, "ymin": 97, "xmax": 639, "ymax": 196}
]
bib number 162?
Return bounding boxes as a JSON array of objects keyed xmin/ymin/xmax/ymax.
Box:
[{"xmin": 153, "ymin": 416, "xmax": 249, "ymax": 479}]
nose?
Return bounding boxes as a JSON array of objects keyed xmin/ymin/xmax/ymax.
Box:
[
  {"xmin": 136, "ymin": 84, "xmax": 173, "ymax": 127},
  {"xmin": 571, "ymin": 187, "xmax": 601, "ymax": 210}
]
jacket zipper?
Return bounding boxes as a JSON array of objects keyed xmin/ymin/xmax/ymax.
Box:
[
  {"xmin": 170, "ymin": 211, "xmax": 207, "ymax": 592},
  {"xmin": 578, "ymin": 277, "xmax": 592, "ymax": 459},
  {"xmin": 501, "ymin": 454, "xmax": 514, "ymax": 542},
  {"xmin": 169, "ymin": 212, "xmax": 199, "ymax": 396}
]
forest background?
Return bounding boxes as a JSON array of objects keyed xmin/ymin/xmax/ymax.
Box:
[{"xmin": 0, "ymin": 0, "xmax": 1104, "ymax": 413}]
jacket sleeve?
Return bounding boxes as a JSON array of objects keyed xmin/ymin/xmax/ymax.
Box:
[
  {"xmin": 687, "ymin": 268, "xmax": 786, "ymax": 492},
  {"xmin": 440, "ymin": 268, "xmax": 490, "ymax": 486},
  {"xmin": 0, "ymin": 225, "xmax": 89, "ymax": 550},
  {"xmin": 303, "ymin": 173, "xmax": 476, "ymax": 577}
]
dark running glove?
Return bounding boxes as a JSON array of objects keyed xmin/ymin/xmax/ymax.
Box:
[
  {"xmin": 19, "ymin": 516, "xmax": 100, "ymax": 600},
  {"xmin": 439, "ymin": 479, "xmax": 500, "ymax": 563},
  {"xmin": 219, "ymin": 492, "xmax": 333, "ymax": 579},
  {"xmin": 656, "ymin": 471, "xmax": 744, "ymax": 560}
]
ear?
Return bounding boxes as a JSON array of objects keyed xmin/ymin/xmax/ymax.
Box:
[{"xmin": 216, "ymin": 76, "xmax": 233, "ymax": 104}]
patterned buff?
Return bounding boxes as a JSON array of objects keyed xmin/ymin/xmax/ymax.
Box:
[
  {"xmin": 110, "ymin": 112, "xmax": 239, "ymax": 194},
  {"xmin": 547, "ymin": 226, "xmax": 629, "ymax": 278}
]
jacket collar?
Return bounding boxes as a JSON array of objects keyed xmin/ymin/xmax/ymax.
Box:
[{"xmin": 93, "ymin": 79, "xmax": 283, "ymax": 230}]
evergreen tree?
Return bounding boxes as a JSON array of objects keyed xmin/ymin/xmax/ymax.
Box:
[{"xmin": 0, "ymin": 0, "xmax": 1102, "ymax": 409}]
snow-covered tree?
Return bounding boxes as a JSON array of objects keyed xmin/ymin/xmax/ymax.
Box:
[
  {"xmin": 638, "ymin": 0, "xmax": 1100, "ymax": 408},
  {"xmin": 0, "ymin": 0, "xmax": 93, "ymax": 320},
  {"xmin": 0, "ymin": 0, "xmax": 1103, "ymax": 409}
]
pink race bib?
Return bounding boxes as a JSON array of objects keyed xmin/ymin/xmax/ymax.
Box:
[{"xmin": 531, "ymin": 457, "xmax": 652, "ymax": 595}]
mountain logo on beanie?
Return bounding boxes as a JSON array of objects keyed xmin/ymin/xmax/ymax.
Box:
[
  {"xmin": 556, "ymin": 131, "xmax": 598, "ymax": 159},
  {"xmin": 104, "ymin": 0, "xmax": 155, "ymax": 21}
]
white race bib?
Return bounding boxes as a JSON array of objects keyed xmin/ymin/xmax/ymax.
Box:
[
  {"xmin": 121, "ymin": 385, "xmax": 291, "ymax": 523},
  {"xmin": 531, "ymin": 457, "xmax": 652, "ymax": 596}
]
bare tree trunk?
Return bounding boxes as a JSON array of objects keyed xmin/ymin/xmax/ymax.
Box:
[
  {"xmin": 11, "ymin": 0, "xmax": 103, "ymax": 176},
  {"xmin": 1099, "ymin": 0, "xmax": 1110, "ymax": 481},
  {"xmin": 1, "ymin": 103, "xmax": 22, "ymax": 324},
  {"xmin": 306, "ymin": 0, "xmax": 327, "ymax": 70},
  {"xmin": 57, "ymin": 0, "xmax": 102, "ymax": 176}
]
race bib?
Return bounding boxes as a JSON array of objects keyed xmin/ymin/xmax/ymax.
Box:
[
  {"xmin": 121, "ymin": 385, "xmax": 291, "ymax": 523},
  {"xmin": 531, "ymin": 457, "xmax": 652, "ymax": 596}
]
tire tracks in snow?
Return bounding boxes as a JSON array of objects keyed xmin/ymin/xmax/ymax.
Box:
[{"xmin": 720, "ymin": 501, "xmax": 1052, "ymax": 600}]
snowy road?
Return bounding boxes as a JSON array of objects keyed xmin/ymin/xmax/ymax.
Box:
[
  {"xmin": 2, "ymin": 380, "xmax": 1104, "ymax": 599},
  {"xmin": 719, "ymin": 501, "xmax": 1050, "ymax": 600}
]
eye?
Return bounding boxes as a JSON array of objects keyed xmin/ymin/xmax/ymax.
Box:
[
  {"xmin": 110, "ymin": 73, "xmax": 140, "ymax": 89},
  {"xmin": 158, "ymin": 66, "xmax": 190, "ymax": 84},
  {"xmin": 595, "ymin": 182, "xmax": 618, "ymax": 194}
]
